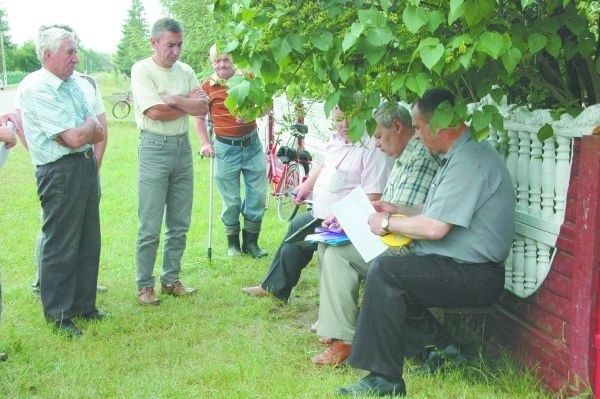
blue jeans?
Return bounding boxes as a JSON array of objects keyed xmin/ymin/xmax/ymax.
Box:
[
  {"xmin": 213, "ymin": 130, "xmax": 267, "ymax": 231},
  {"xmin": 136, "ymin": 132, "xmax": 193, "ymax": 289}
]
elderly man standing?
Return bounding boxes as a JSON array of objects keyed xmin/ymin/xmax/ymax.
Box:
[
  {"xmin": 131, "ymin": 18, "xmax": 208, "ymax": 306},
  {"xmin": 14, "ymin": 24, "xmax": 110, "ymax": 297},
  {"xmin": 195, "ymin": 45, "xmax": 270, "ymax": 258},
  {"xmin": 312, "ymin": 101, "xmax": 441, "ymax": 366},
  {"xmin": 18, "ymin": 27, "xmax": 105, "ymax": 337},
  {"xmin": 336, "ymin": 88, "xmax": 515, "ymax": 397}
]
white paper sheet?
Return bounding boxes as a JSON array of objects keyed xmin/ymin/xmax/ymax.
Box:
[{"xmin": 331, "ymin": 186, "xmax": 388, "ymax": 262}]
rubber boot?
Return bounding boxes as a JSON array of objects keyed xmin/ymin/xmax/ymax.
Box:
[
  {"xmin": 227, "ymin": 234, "xmax": 242, "ymax": 256},
  {"xmin": 242, "ymin": 219, "xmax": 268, "ymax": 258},
  {"xmin": 242, "ymin": 230, "xmax": 268, "ymax": 258}
]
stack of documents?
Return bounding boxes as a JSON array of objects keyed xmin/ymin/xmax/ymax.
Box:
[{"xmin": 305, "ymin": 228, "xmax": 350, "ymax": 246}]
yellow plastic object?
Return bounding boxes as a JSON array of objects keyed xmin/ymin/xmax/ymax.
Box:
[
  {"xmin": 380, "ymin": 214, "xmax": 413, "ymax": 247},
  {"xmin": 380, "ymin": 234, "xmax": 412, "ymax": 247}
]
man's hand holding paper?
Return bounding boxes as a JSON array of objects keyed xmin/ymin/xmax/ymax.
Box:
[{"xmin": 330, "ymin": 186, "xmax": 388, "ymax": 262}]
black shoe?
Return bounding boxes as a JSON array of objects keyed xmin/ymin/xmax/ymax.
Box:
[
  {"xmin": 415, "ymin": 343, "xmax": 466, "ymax": 375},
  {"xmin": 336, "ymin": 373, "xmax": 406, "ymax": 397},
  {"xmin": 79, "ymin": 310, "xmax": 111, "ymax": 321},
  {"xmin": 242, "ymin": 230, "xmax": 268, "ymax": 258},
  {"xmin": 53, "ymin": 319, "xmax": 83, "ymax": 337}
]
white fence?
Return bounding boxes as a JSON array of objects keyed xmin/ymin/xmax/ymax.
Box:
[
  {"xmin": 492, "ymin": 103, "xmax": 600, "ymax": 297},
  {"xmin": 258, "ymin": 97, "xmax": 600, "ymax": 298}
]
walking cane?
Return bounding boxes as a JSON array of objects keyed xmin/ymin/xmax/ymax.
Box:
[{"xmin": 206, "ymin": 116, "xmax": 215, "ymax": 262}]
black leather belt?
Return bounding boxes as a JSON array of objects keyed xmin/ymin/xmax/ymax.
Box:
[
  {"xmin": 66, "ymin": 148, "xmax": 94, "ymax": 159},
  {"xmin": 215, "ymin": 133, "xmax": 256, "ymax": 147}
]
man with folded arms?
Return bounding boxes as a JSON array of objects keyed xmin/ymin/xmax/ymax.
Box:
[
  {"xmin": 312, "ymin": 101, "xmax": 441, "ymax": 366},
  {"xmin": 18, "ymin": 27, "xmax": 106, "ymax": 336},
  {"xmin": 131, "ymin": 18, "xmax": 208, "ymax": 306},
  {"xmin": 15, "ymin": 24, "xmax": 110, "ymax": 297},
  {"xmin": 336, "ymin": 88, "xmax": 515, "ymax": 397}
]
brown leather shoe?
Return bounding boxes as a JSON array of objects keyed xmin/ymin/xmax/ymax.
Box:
[
  {"xmin": 242, "ymin": 285, "xmax": 269, "ymax": 297},
  {"xmin": 137, "ymin": 286, "xmax": 160, "ymax": 306},
  {"xmin": 161, "ymin": 281, "xmax": 196, "ymax": 296},
  {"xmin": 311, "ymin": 340, "xmax": 351, "ymax": 366}
]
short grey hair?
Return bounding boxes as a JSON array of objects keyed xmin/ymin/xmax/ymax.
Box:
[
  {"xmin": 36, "ymin": 27, "xmax": 75, "ymax": 64},
  {"xmin": 39, "ymin": 24, "xmax": 79, "ymax": 43},
  {"xmin": 151, "ymin": 18, "xmax": 183, "ymax": 40},
  {"xmin": 374, "ymin": 101, "xmax": 412, "ymax": 128}
]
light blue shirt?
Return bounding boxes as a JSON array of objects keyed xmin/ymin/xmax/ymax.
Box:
[{"xmin": 18, "ymin": 68, "xmax": 95, "ymax": 165}]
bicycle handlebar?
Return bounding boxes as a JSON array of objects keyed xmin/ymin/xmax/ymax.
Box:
[{"xmin": 290, "ymin": 123, "xmax": 308, "ymax": 138}]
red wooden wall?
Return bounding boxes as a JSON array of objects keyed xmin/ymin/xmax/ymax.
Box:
[{"xmin": 490, "ymin": 135, "xmax": 600, "ymax": 396}]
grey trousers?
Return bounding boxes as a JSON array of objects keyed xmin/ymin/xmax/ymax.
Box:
[
  {"xmin": 135, "ymin": 132, "xmax": 193, "ymax": 289},
  {"xmin": 317, "ymin": 243, "xmax": 395, "ymax": 342}
]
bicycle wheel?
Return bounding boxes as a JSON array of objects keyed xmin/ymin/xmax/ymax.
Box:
[
  {"xmin": 275, "ymin": 162, "xmax": 301, "ymax": 221},
  {"xmin": 112, "ymin": 100, "xmax": 131, "ymax": 119}
]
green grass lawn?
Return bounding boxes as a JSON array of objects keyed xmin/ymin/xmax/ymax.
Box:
[{"xmin": 0, "ymin": 73, "xmax": 552, "ymax": 398}]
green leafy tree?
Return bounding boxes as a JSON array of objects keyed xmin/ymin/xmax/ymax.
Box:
[
  {"xmin": 0, "ymin": 7, "xmax": 17, "ymax": 81},
  {"xmin": 161, "ymin": 0, "xmax": 218, "ymax": 76},
  {"xmin": 0, "ymin": 8, "xmax": 15, "ymax": 51},
  {"xmin": 114, "ymin": 0, "xmax": 152, "ymax": 76},
  {"xmin": 212, "ymin": 0, "xmax": 600, "ymax": 140},
  {"xmin": 7, "ymin": 41, "xmax": 37, "ymax": 72},
  {"xmin": 80, "ymin": 49, "xmax": 113, "ymax": 74}
]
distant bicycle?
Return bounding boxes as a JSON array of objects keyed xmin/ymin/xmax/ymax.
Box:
[{"xmin": 112, "ymin": 92, "xmax": 132, "ymax": 119}]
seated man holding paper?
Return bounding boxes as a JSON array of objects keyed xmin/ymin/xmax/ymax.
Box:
[
  {"xmin": 242, "ymin": 105, "xmax": 393, "ymax": 301},
  {"xmin": 336, "ymin": 89, "xmax": 515, "ymax": 397},
  {"xmin": 312, "ymin": 101, "xmax": 442, "ymax": 366}
]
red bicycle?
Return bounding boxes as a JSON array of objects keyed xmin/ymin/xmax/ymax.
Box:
[{"xmin": 266, "ymin": 123, "xmax": 312, "ymax": 221}]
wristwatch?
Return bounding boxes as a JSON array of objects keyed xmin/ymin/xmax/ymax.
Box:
[{"xmin": 380, "ymin": 214, "xmax": 391, "ymax": 233}]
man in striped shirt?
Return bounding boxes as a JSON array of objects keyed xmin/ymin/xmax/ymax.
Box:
[
  {"xmin": 18, "ymin": 27, "xmax": 105, "ymax": 337},
  {"xmin": 311, "ymin": 101, "xmax": 442, "ymax": 366}
]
